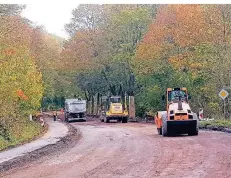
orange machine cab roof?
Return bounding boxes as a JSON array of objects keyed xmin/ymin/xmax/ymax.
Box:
[{"xmin": 167, "ymin": 88, "xmax": 187, "ymax": 91}]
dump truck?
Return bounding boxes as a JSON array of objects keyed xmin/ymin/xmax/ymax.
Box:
[
  {"xmin": 104, "ymin": 95, "xmax": 129, "ymax": 123},
  {"xmin": 64, "ymin": 98, "xmax": 86, "ymax": 122},
  {"xmin": 155, "ymin": 88, "xmax": 198, "ymax": 136}
]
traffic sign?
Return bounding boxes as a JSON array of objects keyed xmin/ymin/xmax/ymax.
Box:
[
  {"xmin": 199, "ymin": 108, "xmax": 203, "ymax": 120},
  {"xmin": 223, "ymin": 86, "xmax": 231, "ymax": 90},
  {"xmin": 218, "ymin": 89, "xmax": 229, "ymax": 100}
]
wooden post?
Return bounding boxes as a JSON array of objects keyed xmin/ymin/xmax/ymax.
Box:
[
  {"xmin": 224, "ymin": 98, "xmax": 226, "ymax": 118},
  {"xmin": 129, "ymin": 96, "xmax": 135, "ymax": 120}
]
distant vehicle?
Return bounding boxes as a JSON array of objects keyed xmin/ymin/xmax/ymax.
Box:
[
  {"xmin": 104, "ymin": 95, "xmax": 129, "ymax": 123},
  {"xmin": 64, "ymin": 98, "xmax": 86, "ymax": 122},
  {"xmin": 144, "ymin": 111, "xmax": 155, "ymax": 122}
]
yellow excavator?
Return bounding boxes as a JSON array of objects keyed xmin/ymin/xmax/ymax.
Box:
[
  {"xmin": 155, "ymin": 87, "xmax": 198, "ymax": 136},
  {"xmin": 103, "ymin": 95, "xmax": 129, "ymax": 123}
]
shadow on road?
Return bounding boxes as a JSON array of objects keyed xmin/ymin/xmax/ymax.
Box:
[{"xmin": 68, "ymin": 119, "xmax": 87, "ymax": 123}]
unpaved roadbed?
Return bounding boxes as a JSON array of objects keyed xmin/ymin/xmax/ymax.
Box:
[
  {"xmin": 1, "ymin": 120, "xmax": 231, "ymax": 178},
  {"xmin": 0, "ymin": 121, "xmax": 80, "ymax": 173}
]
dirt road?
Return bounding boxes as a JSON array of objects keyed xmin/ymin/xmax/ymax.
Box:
[{"xmin": 1, "ymin": 120, "xmax": 231, "ymax": 178}]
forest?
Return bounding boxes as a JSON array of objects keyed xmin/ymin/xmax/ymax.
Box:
[
  {"xmin": 1, "ymin": 4, "xmax": 231, "ymax": 148},
  {"xmin": 63, "ymin": 4, "xmax": 231, "ymax": 118}
]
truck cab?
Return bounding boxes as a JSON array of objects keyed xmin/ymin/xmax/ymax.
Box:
[{"xmin": 64, "ymin": 98, "xmax": 86, "ymax": 122}]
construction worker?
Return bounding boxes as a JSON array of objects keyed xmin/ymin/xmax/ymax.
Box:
[
  {"xmin": 60, "ymin": 108, "xmax": 64, "ymax": 114},
  {"xmin": 154, "ymin": 112, "xmax": 158, "ymax": 123},
  {"xmin": 60, "ymin": 108, "xmax": 64, "ymax": 122},
  {"xmin": 53, "ymin": 110, "xmax": 57, "ymax": 121}
]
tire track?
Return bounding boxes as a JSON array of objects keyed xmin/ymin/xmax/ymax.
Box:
[{"xmin": 2, "ymin": 121, "xmax": 231, "ymax": 178}]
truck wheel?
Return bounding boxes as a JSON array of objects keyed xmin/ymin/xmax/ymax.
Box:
[
  {"xmin": 188, "ymin": 113, "xmax": 199, "ymax": 136},
  {"xmin": 65, "ymin": 114, "xmax": 69, "ymax": 123},
  {"xmin": 162, "ymin": 114, "xmax": 168, "ymax": 136},
  {"xmin": 80, "ymin": 113, "xmax": 85, "ymax": 119},
  {"xmin": 157, "ymin": 128, "xmax": 162, "ymax": 135},
  {"xmin": 122, "ymin": 117, "xmax": 128, "ymax": 123},
  {"xmin": 105, "ymin": 117, "xmax": 110, "ymax": 123}
]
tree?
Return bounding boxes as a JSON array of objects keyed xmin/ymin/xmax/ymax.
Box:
[
  {"xmin": 65, "ymin": 4, "xmax": 104, "ymax": 37},
  {"xmin": 0, "ymin": 4, "xmax": 25, "ymax": 16},
  {"xmin": 134, "ymin": 4, "xmax": 231, "ymax": 117},
  {"xmin": 63, "ymin": 5, "xmax": 158, "ymax": 115}
]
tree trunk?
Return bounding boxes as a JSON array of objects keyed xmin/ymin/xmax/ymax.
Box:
[{"xmin": 91, "ymin": 96, "xmax": 94, "ymax": 115}]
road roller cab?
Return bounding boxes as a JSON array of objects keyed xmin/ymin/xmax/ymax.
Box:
[{"xmin": 155, "ymin": 88, "xmax": 198, "ymax": 136}]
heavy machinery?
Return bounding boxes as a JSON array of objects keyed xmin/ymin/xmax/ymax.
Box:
[
  {"xmin": 155, "ymin": 88, "xmax": 198, "ymax": 136},
  {"xmin": 144, "ymin": 111, "xmax": 155, "ymax": 122},
  {"xmin": 64, "ymin": 98, "xmax": 86, "ymax": 122},
  {"xmin": 103, "ymin": 95, "xmax": 129, "ymax": 123}
]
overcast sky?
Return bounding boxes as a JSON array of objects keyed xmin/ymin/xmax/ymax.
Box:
[
  {"xmin": 22, "ymin": 2, "xmax": 79, "ymax": 39},
  {"xmin": 4, "ymin": 0, "xmax": 229, "ymax": 39}
]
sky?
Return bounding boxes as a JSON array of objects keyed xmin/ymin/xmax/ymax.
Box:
[
  {"xmin": 1, "ymin": 0, "xmax": 230, "ymax": 39},
  {"xmin": 22, "ymin": 2, "xmax": 79, "ymax": 39}
]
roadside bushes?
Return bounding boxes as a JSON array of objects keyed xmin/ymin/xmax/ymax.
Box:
[
  {"xmin": 0, "ymin": 15, "xmax": 44, "ymax": 145},
  {"xmin": 0, "ymin": 46, "xmax": 43, "ymax": 117},
  {"xmin": 199, "ymin": 119, "xmax": 231, "ymax": 130},
  {"xmin": 0, "ymin": 46, "xmax": 43, "ymax": 144},
  {"xmin": 0, "ymin": 117, "xmax": 43, "ymax": 151}
]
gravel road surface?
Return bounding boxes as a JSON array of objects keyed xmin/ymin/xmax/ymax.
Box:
[{"xmin": 1, "ymin": 119, "xmax": 231, "ymax": 178}]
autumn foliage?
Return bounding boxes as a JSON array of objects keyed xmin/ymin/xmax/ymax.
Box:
[
  {"xmin": 1, "ymin": 3, "xmax": 230, "ymax": 134},
  {"xmin": 0, "ymin": 5, "xmax": 64, "ymax": 147},
  {"xmin": 63, "ymin": 4, "xmax": 231, "ymax": 117},
  {"xmin": 17, "ymin": 89, "xmax": 29, "ymax": 100},
  {"xmin": 134, "ymin": 4, "xmax": 231, "ymax": 116}
]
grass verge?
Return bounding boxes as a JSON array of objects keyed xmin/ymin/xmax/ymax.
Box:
[
  {"xmin": 0, "ymin": 118, "xmax": 47, "ymax": 151},
  {"xmin": 199, "ymin": 119, "xmax": 231, "ymax": 131}
]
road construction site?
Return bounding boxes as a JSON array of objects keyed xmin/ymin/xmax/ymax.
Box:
[{"xmin": 1, "ymin": 117, "xmax": 231, "ymax": 178}]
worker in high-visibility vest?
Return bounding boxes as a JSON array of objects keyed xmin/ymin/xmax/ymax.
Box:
[
  {"xmin": 53, "ymin": 110, "xmax": 57, "ymax": 121},
  {"xmin": 60, "ymin": 108, "xmax": 64, "ymax": 122}
]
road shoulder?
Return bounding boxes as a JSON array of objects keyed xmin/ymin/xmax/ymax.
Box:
[{"xmin": 0, "ymin": 118, "xmax": 80, "ymax": 173}]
